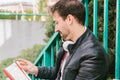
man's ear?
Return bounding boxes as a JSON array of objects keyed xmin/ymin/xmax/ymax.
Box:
[{"xmin": 65, "ymin": 14, "xmax": 73, "ymax": 25}]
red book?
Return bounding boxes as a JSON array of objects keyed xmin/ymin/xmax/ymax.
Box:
[{"xmin": 3, "ymin": 61, "xmax": 31, "ymax": 80}]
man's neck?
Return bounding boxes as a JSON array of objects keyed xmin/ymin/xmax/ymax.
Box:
[{"xmin": 71, "ymin": 25, "xmax": 86, "ymax": 42}]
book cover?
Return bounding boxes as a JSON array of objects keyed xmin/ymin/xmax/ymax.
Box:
[{"xmin": 3, "ymin": 61, "xmax": 31, "ymax": 80}]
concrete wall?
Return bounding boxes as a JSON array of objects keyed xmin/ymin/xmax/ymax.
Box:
[{"xmin": 0, "ymin": 20, "xmax": 46, "ymax": 61}]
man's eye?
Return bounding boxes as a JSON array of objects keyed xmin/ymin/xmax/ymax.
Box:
[{"xmin": 55, "ymin": 22, "xmax": 58, "ymax": 25}]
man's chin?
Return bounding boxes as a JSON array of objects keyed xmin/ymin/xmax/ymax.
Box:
[
  {"xmin": 60, "ymin": 35, "xmax": 68, "ymax": 41},
  {"xmin": 61, "ymin": 37, "xmax": 66, "ymax": 41},
  {"xmin": 61, "ymin": 38, "xmax": 68, "ymax": 41}
]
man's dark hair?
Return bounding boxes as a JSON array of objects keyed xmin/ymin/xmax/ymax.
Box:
[{"xmin": 50, "ymin": 0, "xmax": 86, "ymax": 25}]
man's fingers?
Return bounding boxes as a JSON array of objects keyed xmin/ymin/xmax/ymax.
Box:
[
  {"xmin": 17, "ymin": 58, "xmax": 28, "ymax": 62},
  {"xmin": 16, "ymin": 58, "xmax": 29, "ymax": 66}
]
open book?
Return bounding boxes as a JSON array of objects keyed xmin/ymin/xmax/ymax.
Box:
[{"xmin": 3, "ymin": 61, "xmax": 31, "ymax": 80}]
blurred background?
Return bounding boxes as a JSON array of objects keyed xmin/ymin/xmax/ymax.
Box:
[{"xmin": 0, "ymin": 0, "xmax": 58, "ymax": 79}]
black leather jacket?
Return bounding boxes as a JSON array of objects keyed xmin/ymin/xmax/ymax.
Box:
[{"xmin": 37, "ymin": 28, "xmax": 108, "ymax": 80}]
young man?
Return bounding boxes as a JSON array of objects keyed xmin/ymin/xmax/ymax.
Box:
[{"xmin": 18, "ymin": 0, "xmax": 108, "ymax": 80}]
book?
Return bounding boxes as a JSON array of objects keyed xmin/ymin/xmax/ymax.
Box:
[{"xmin": 3, "ymin": 61, "xmax": 31, "ymax": 80}]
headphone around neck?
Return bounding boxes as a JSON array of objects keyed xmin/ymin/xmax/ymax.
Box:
[{"xmin": 62, "ymin": 41, "xmax": 74, "ymax": 52}]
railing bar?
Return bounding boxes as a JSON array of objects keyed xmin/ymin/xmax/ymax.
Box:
[
  {"xmin": 43, "ymin": 53, "xmax": 46, "ymax": 66},
  {"xmin": 84, "ymin": 0, "xmax": 88, "ymax": 27},
  {"xmin": 34, "ymin": 32, "xmax": 59, "ymax": 64},
  {"xmin": 56, "ymin": 37, "xmax": 60, "ymax": 52},
  {"xmin": 93, "ymin": 0, "xmax": 98, "ymax": 37},
  {"xmin": 103, "ymin": 0, "xmax": 109, "ymax": 52},
  {"xmin": 115, "ymin": 0, "xmax": 120, "ymax": 79},
  {"xmin": 51, "ymin": 45, "xmax": 54, "ymax": 67}
]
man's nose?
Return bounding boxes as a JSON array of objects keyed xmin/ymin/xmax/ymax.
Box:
[{"xmin": 55, "ymin": 26, "xmax": 59, "ymax": 32}]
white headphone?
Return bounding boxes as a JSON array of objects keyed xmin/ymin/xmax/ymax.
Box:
[{"xmin": 62, "ymin": 41, "xmax": 74, "ymax": 52}]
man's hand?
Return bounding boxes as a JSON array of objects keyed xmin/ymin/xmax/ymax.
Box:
[{"xmin": 17, "ymin": 59, "xmax": 38, "ymax": 76}]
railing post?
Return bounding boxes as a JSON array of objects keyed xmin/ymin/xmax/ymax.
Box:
[
  {"xmin": 93, "ymin": 0, "xmax": 98, "ymax": 37},
  {"xmin": 82, "ymin": 0, "xmax": 88, "ymax": 26},
  {"xmin": 43, "ymin": 53, "xmax": 46, "ymax": 66},
  {"xmin": 115, "ymin": 0, "xmax": 120, "ymax": 79},
  {"xmin": 56, "ymin": 36, "xmax": 60, "ymax": 52},
  {"xmin": 51, "ymin": 45, "xmax": 54, "ymax": 67},
  {"xmin": 103, "ymin": 0, "xmax": 109, "ymax": 52},
  {"xmin": 84, "ymin": 0, "xmax": 88, "ymax": 27}
]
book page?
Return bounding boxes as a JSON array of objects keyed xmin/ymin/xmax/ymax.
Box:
[{"xmin": 3, "ymin": 61, "xmax": 31, "ymax": 80}]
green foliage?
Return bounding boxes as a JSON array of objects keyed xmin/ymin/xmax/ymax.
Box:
[
  {"xmin": 24, "ymin": 9, "xmax": 34, "ymax": 21},
  {"xmin": 37, "ymin": 0, "xmax": 48, "ymax": 14},
  {"xmin": 0, "ymin": 58, "xmax": 14, "ymax": 80},
  {"xmin": 0, "ymin": 15, "xmax": 15, "ymax": 19},
  {"xmin": 19, "ymin": 44, "xmax": 45, "ymax": 63},
  {"xmin": 44, "ymin": 17, "xmax": 55, "ymax": 42},
  {"xmin": 0, "ymin": 11, "xmax": 21, "ymax": 20},
  {"xmin": 0, "ymin": 44, "xmax": 45, "ymax": 80},
  {"xmin": 24, "ymin": 9, "xmax": 41, "ymax": 21},
  {"xmin": 45, "ymin": 17, "xmax": 55, "ymax": 37}
]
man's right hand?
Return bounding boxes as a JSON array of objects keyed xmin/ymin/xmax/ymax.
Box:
[{"xmin": 17, "ymin": 59, "xmax": 38, "ymax": 76}]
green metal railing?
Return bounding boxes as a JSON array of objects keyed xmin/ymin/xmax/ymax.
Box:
[
  {"xmin": 115, "ymin": 0, "xmax": 120, "ymax": 79},
  {"xmin": 31, "ymin": 0, "xmax": 120, "ymax": 79},
  {"xmin": 92, "ymin": 0, "xmax": 120, "ymax": 79},
  {"xmin": 103, "ymin": 0, "xmax": 109, "ymax": 52},
  {"xmin": 82, "ymin": 0, "xmax": 89, "ymax": 27},
  {"xmin": 93, "ymin": 0, "xmax": 98, "ymax": 37},
  {"xmin": 29, "ymin": 32, "xmax": 61, "ymax": 80}
]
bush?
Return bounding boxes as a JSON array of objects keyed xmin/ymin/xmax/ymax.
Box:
[
  {"xmin": 0, "ymin": 44, "xmax": 45, "ymax": 80},
  {"xmin": 44, "ymin": 17, "xmax": 55, "ymax": 42}
]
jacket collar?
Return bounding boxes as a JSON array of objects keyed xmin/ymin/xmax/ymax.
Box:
[{"xmin": 68, "ymin": 28, "xmax": 89, "ymax": 54}]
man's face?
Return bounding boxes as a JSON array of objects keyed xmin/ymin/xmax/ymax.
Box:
[{"xmin": 53, "ymin": 11, "xmax": 70, "ymax": 41}]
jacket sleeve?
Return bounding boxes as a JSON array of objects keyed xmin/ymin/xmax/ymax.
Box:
[{"xmin": 36, "ymin": 66, "xmax": 57, "ymax": 79}]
